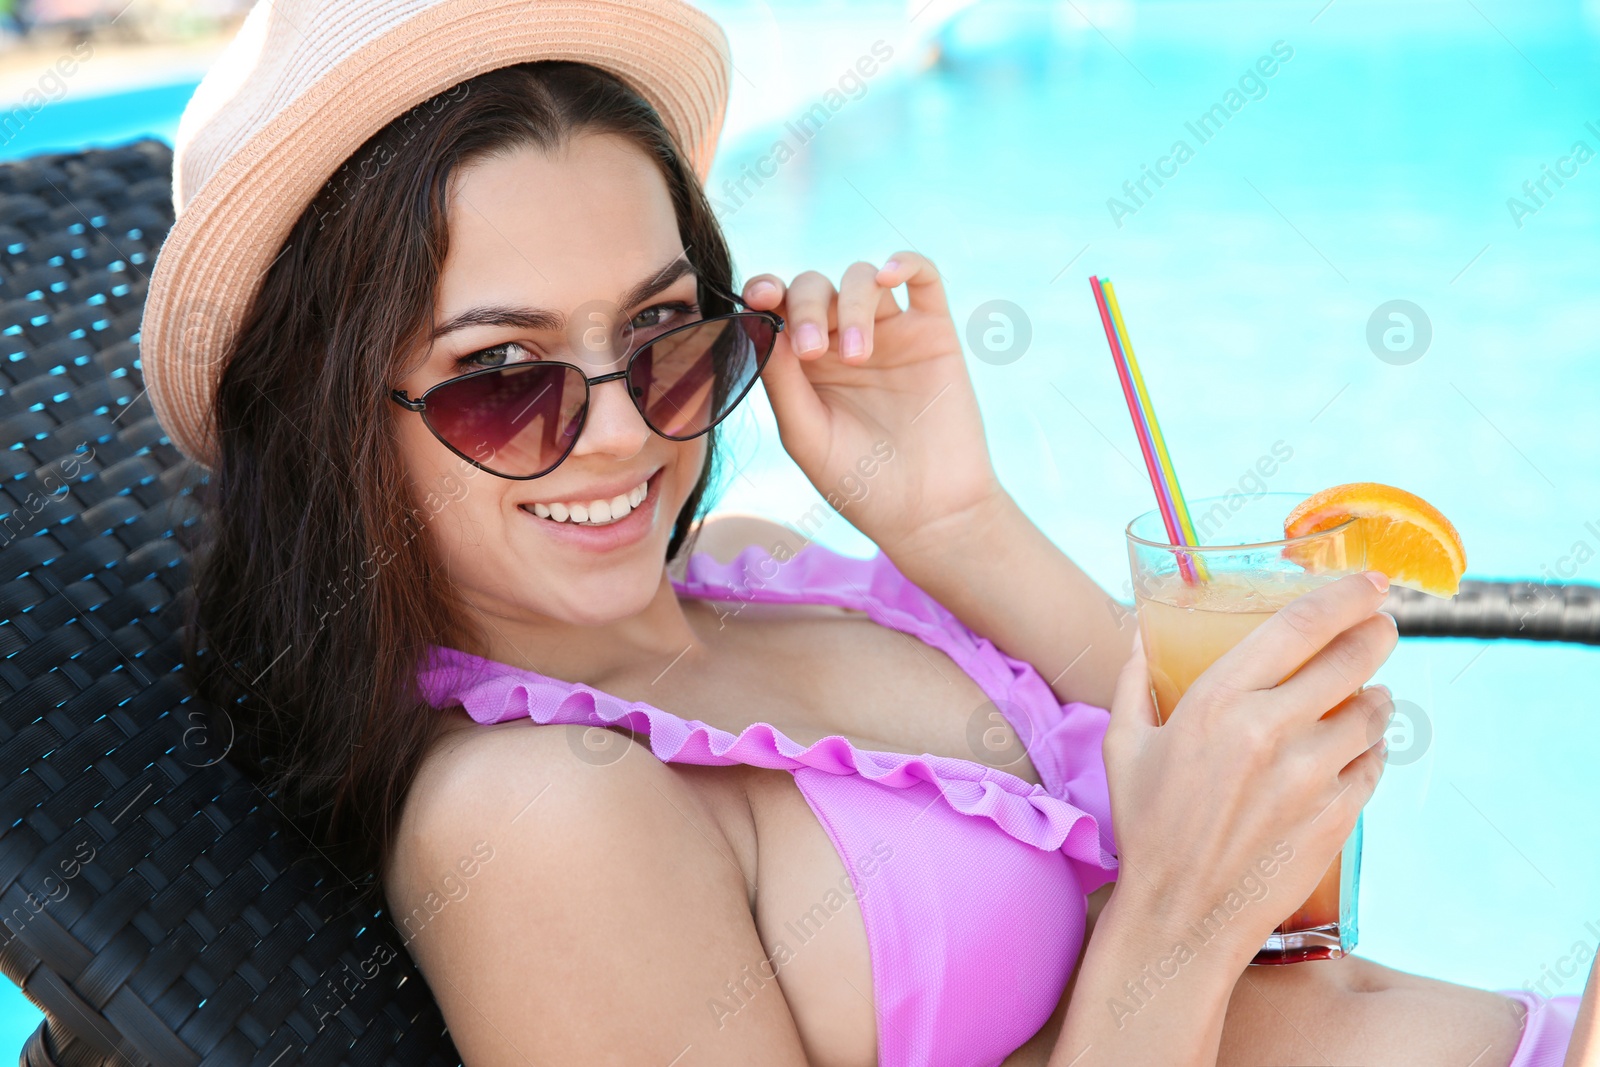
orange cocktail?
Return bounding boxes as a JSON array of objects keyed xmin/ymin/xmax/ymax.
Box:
[{"xmin": 1127, "ymin": 492, "xmax": 1365, "ymax": 965}]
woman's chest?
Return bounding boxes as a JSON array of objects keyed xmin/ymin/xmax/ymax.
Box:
[
  {"xmin": 631, "ymin": 607, "xmax": 1078, "ymax": 1066},
  {"xmin": 679, "ymin": 752, "xmax": 1085, "ymax": 1067},
  {"xmin": 647, "ymin": 601, "xmax": 1045, "ymax": 788}
]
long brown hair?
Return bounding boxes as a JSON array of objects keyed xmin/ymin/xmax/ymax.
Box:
[{"xmin": 185, "ymin": 61, "xmax": 735, "ymax": 911}]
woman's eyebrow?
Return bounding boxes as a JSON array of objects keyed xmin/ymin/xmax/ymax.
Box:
[{"xmin": 429, "ymin": 254, "xmax": 696, "ymax": 341}]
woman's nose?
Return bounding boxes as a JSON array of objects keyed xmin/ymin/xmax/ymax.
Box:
[{"xmin": 569, "ymin": 369, "xmax": 650, "ymax": 460}]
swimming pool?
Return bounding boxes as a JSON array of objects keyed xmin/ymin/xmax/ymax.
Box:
[
  {"xmin": 706, "ymin": 0, "xmax": 1600, "ymax": 1006},
  {"xmin": 4, "ymin": 0, "xmax": 1598, "ymax": 1049}
]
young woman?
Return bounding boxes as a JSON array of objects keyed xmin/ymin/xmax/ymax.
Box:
[{"xmin": 146, "ymin": 1, "xmax": 1594, "ymax": 1064}]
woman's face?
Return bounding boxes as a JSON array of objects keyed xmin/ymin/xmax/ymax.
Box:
[{"xmin": 393, "ymin": 132, "xmax": 707, "ymax": 629}]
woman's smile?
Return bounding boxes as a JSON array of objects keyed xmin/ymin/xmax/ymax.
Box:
[
  {"xmin": 515, "ymin": 466, "xmax": 664, "ymax": 553},
  {"xmin": 521, "ymin": 466, "xmax": 657, "ymax": 525}
]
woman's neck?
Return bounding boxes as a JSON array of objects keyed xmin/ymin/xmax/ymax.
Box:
[{"xmin": 462, "ymin": 568, "xmax": 710, "ymax": 689}]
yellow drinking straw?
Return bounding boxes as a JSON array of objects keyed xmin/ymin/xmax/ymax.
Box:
[{"xmin": 1102, "ymin": 280, "xmax": 1209, "ymax": 578}]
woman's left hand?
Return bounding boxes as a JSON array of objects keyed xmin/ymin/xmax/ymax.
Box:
[{"xmin": 745, "ymin": 251, "xmax": 1004, "ymax": 557}]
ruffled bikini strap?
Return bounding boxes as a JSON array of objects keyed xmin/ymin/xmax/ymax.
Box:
[{"xmin": 416, "ymin": 642, "xmax": 1120, "ymax": 887}]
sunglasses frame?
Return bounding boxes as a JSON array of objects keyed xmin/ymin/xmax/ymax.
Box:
[{"xmin": 390, "ymin": 276, "xmax": 784, "ymax": 480}]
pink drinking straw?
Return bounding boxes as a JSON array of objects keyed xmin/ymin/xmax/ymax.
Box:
[{"xmin": 1089, "ymin": 275, "xmax": 1199, "ymax": 584}]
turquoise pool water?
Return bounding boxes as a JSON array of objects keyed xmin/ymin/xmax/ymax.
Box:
[
  {"xmin": 707, "ymin": 0, "xmax": 1600, "ymax": 1007},
  {"xmin": 0, "ymin": 78, "xmax": 195, "ymax": 161},
  {"xmin": 5, "ymin": 0, "xmax": 1599, "ymax": 1050}
]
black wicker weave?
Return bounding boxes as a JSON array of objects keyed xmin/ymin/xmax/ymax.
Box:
[
  {"xmin": 0, "ymin": 136, "xmax": 1594, "ymax": 1067},
  {"xmin": 1386, "ymin": 579, "xmax": 1600, "ymax": 645},
  {"xmin": 0, "ymin": 140, "xmax": 460, "ymax": 1067}
]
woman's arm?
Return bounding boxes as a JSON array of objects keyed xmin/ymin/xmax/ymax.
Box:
[
  {"xmin": 742, "ymin": 253, "xmax": 1133, "ymax": 709},
  {"xmin": 1045, "ymin": 879, "xmax": 1253, "ymax": 1067},
  {"xmin": 879, "ymin": 492, "xmax": 1134, "ymax": 710},
  {"xmin": 1568, "ymin": 951, "xmax": 1600, "ymax": 1066}
]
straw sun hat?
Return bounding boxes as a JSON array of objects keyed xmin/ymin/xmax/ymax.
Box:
[{"xmin": 140, "ymin": 0, "xmax": 731, "ymax": 469}]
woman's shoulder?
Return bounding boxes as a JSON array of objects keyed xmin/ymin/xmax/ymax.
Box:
[
  {"xmin": 387, "ymin": 716, "xmax": 723, "ymax": 924},
  {"xmin": 394, "ymin": 714, "xmax": 651, "ymax": 858},
  {"xmin": 670, "ymin": 511, "xmax": 898, "ymax": 599},
  {"xmin": 672, "ymin": 513, "xmax": 962, "ymax": 632},
  {"xmin": 668, "ymin": 512, "xmax": 811, "ymax": 579}
]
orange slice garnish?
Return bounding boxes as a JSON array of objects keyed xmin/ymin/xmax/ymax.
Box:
[{"xmin": 1284, "ymin": 482, "xmax": 1466, "ymax": 598}]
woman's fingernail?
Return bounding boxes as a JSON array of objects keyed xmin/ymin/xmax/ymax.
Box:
[
  {"xmin": 748, "ymin": 280, "xmax": 777, "ymax": 301},
  {"xmin": 882, "ymin": 258, "xmax": 900, "ymax": 274},
  {"xmin": 797, "ymin": 322, "xmax": 824, "ymax": 353},
  {"xmin": 1379, "ymin": 609, "xmax": 1397, "ymax": 629},
  {"xmin": 842, "ymin": 326, "xmax": 864, "ymax": 359},
  {"xmin": 1370, "ymin": 683, "xmax": 1392, "ymax": 700},
  {"xmin": 1363, "ymin": 570, "xmax": 1390, "ymax": 593}
]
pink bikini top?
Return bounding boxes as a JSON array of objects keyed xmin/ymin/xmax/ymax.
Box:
[{"xmin": 417, "ymin": 541, "xmax": 1121, "ymax": 1067}]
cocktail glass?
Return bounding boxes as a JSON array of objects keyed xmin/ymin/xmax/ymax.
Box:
[{"xmin": 1126, "ymin": 491, "xmax": 1368, "ymax": 964}]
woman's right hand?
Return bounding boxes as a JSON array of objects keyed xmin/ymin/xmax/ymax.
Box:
[{"xmin": 1100, "ymin": 569, "xmax": 1398, "ymax": 968}]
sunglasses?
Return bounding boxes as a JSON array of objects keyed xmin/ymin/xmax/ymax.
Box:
[{"xmin": 391, "ymin": 277, "xmax": 784, "ymax": 480}]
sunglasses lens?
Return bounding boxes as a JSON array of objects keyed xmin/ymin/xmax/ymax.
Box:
[
  {"xmin": 629, "ymin": 313, "xmax": 776, "ymax": 439},
  {"xmin": 422, "ymin": 363, "xmax": 587, "ymax": 476}
]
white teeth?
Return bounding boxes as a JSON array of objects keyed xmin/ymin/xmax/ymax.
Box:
[{"xmin": 527, "ymin": 476, "xmax": 651, "ymax": 526}]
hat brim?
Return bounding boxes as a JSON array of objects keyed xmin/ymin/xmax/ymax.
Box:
[{"xmin": 142, "ymin": 0, "xmax": 730, "ymax": 469}]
